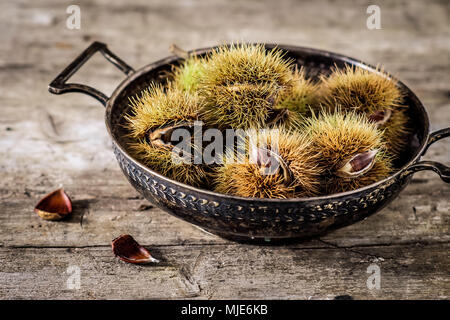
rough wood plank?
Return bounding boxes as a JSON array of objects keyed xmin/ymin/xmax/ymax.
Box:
[{"xmin": 0, "ymin": 244, "xmax": 448, "ymax": 299}]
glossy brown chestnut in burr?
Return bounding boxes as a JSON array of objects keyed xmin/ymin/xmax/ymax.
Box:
[
  {"xmin": 368, "ymin": 109, "xmax": 392, "ymax": 126},
  {"xmin": 336, "ymin": 149, "xmax": 378, "ymax": 178},
  {"xmin": 111, "ymin": 234, "xmax": 159, "ymax": 264},
  {"xmin": 34, "ymin": 188, "xmax": 72, "ymax": 221}
]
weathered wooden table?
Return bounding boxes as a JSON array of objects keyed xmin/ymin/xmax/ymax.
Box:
[{"xmin": 1, "ymin": 0, "xmax": 449, "ymax": 299}]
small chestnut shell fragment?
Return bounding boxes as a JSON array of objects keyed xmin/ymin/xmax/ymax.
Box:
[
  {"xmin": 34, "ymin": 188, "xmax": 72, "ymax": 220},
  {"xmin": 111, "ymin": 234, "xmax": 159, "ymax": 264}
]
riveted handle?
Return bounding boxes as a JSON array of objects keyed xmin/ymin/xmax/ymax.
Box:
[
  {"xmin": 404, "ymin": 127, "xmax": 450, "ymax": 183},
  {"xmin": 48, "ymin": 41, "xmax": 134, "ymax": 106}
]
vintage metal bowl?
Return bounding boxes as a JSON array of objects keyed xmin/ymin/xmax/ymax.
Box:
[{"xmin": 49, "ymin": 42, "xmax": 449, "ymax": 242}]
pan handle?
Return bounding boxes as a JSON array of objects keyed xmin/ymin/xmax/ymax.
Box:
[
  {"xmin": 48, "ymin": 41, "xmax": 134, "ymax": 106},
  {"xmin": 403, "ymin": 127, "xmax": 450, "ymax": 183}
]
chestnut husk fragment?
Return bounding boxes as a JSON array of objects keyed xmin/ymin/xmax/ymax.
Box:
[
  {"xmin": 111, "ymin": 234, "xmax": 159, "ymax": 264},
  {"xmin": 34, "ymin": 188, "xmax": 72, "ymax": 221}
]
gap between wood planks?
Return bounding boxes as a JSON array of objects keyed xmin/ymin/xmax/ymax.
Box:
[{"xmin": 2, "ymin": 239, "xmax": 448, "ymax": 249}]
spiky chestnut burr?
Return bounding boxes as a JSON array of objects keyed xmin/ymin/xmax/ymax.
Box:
[
  {"xmin": 275, "ymin": 68, "xmax": 319, "ymax": 115},
  {"xmin": 128, "ymin": 139, "xmax": 209, "ymax": 188},
  {"xmin": 320, "ymin": 65, "xmax": 410, "ymax": 156},
  {"xmin": 126, "ymin": 83, "xmax": 200, "ymax": 138},
  {"xmin": 302, "ymin": 111, "xmax": 393, "ymax": 194},
  {"xmin": 369, "ymin": 108, "xmax": 410, "ymax": 155},
  {"xmin": 320, "ymin": 65, "xmax": 403, "ymax": 113},
  {"xmin": 125, "ymin": 84, "xmax": 209, "ymax": 187},
  {"xmin": 272, "ymin": 68, "xmax": 320, "ymax": 127},
  {"xmin": 171, "ymin": 55, "xmax": 206, "ymax": 94},
  {"xmin": 198, "ymin": 44, "xmax": 296, "ymax": 129},
  {"xmin": 214, "ymin": 128, "xmax": 321, "ymax": 199}
]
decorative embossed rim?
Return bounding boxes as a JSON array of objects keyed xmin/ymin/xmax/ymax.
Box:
[
  {"xmin": 114, "ymin": 142, "xmax": 401, "ymax": 212},
  {"xmin": 105, "ymin": 44, "xmax": 430, "ymax": 204}
]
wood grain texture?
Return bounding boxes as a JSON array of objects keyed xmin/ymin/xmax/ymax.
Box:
[
  {"xmin": 1, "ymin": 244, "xmax": 449, "ymax": 299},
  {"xmin": 0, "ymin": 0, "xmax": 449, "ymax": 299}
]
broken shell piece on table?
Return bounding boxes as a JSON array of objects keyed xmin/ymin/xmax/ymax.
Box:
[
  {"xmin": 34, "ymin": 188, "xmax": 72, "ymax": 221},
  {"xmin": 111, "ymin": 234, "xmax": 159, "ymax": 264}
]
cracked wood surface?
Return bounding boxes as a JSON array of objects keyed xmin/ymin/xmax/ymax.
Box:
[{"xmin": 0, "ymin": 0, "xmax": 449, "ymax": 299}]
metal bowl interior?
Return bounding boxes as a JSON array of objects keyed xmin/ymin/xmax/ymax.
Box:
[{"xmin": 105, "ymin": 44, "xmax": 429, "ymax": 241}]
